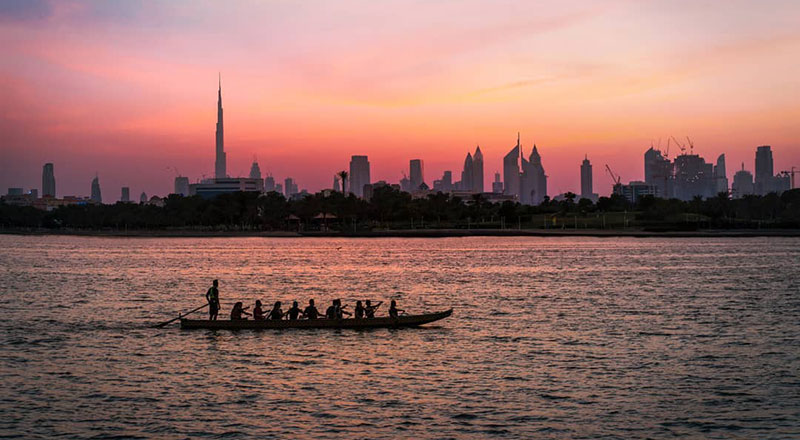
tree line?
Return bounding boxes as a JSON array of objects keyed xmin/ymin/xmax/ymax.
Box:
[{"xmin": 2, "ymin": 186, "xmax": 799, "ymax": 231}]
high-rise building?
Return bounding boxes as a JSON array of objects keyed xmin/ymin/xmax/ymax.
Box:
[
  {"xmin": 503, "ymin": 134, "xmax": 521, "ymax": 199},
  {"xmin": 492, "ymin": 172, "xmax": 503, "ymax": 193},
  {"xmin": 673, "ymin": 153, "xmax": 715, "ymax": 200},
  {"xmin": 174, "ymin": 176, "xmax": 190, "ymax": 196},
  {"xmin": 121, "ymin": 187, "xmax": 130, "ymax": 202},
  {"xmin": 333, "ymin": 176, "xmax": 341, "ymax": 192},
  {"xmin": 284, "ymin": 178, "xmax": 298, "ymax": 197},
  {"xmin": 265, "ymin": 175, "xmax": 275, "ymax": 192},
  {"xmin": 140, "ymin": 192, "xmax": 148, "ymax": 203},
  {"xmin": 644, "ymin": 147, "xmax": 673, "ymax": 198},
  {"xmin": 754, "ymin": 145, "xmax": 773, "ymax": 195},
  {"xmin": 460, "ymin": 153, "xmax": 474, "ymax": 191},
  {"xmin": 472, "ymin": 146, "xmax": 484, "ymax": 193},
  {"xmin": 214, "ymin": 76, "xmax": 227, "ymax": 179},
  {"xmin": 400, "ymin": 175, "xmax": 411, "ymax": 192},
  {"xmin": 42, "ymin": 163, "xmax": 55, "ymax": 198},
  {"xmin": 29, "ymin": 189, "xmax": 38, "ymax": 199},
  {"xmin": 275, "ymin": 183, "xmax": 283, "ymax": 195},
  {"xmin": 90, "ymin": 175, "xmax": 102, "ymax": 204},
  {"xmin": 249, "ymin": 161, "xmax": 262, "ymax": 180},
  {"xmin": 442, "ymin": 171, "xmax": 452, "ymax": 192},
  {"xmin": 580, "ymin": 155, "xmax": 594, "ymax": 201},
  {"xmin": 732, "ymin": 163, "xmax": 754, "ymax": 199},
  {"xmin": 349, "ymin": 155, "xmax": 371, "ymax": 197},
  {"xmin": 521, "ymin": 144, "xmax": 547, "ymax": 205},
  {"xmin": 713, "ymin": 154, "xmax": 728, "ymax": 195},
  {"xmin": 409, "ymin": 159, "xmax": 424, "ymax": 191}
]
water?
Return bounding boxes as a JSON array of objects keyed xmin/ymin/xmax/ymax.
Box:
[{"xmin": 1, "ymin": 235, "xmax": 799, "ymax": 439}]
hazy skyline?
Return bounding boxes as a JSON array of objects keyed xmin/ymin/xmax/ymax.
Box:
[{"xmin": 2, "ymin": 0, "xmax": 799, "ymax": 200}]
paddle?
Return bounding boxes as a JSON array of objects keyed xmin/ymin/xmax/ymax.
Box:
[{"xmin": 151, "ymin": 303, "xmax": 209, "ymax": 328}]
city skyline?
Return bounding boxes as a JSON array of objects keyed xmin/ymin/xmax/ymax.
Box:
[{"xmin": 2, "ymin": 1, "xmax": 800, "ymax": 200}]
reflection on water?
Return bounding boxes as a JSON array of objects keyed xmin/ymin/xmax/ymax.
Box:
[{"xmin": 1, "ymin": 236, "xmax": 799, "ymax": 439}]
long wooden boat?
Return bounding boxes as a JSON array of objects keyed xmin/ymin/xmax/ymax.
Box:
[{"xmin": 180, "ymin": 309, "xmax": 453, "ymax": 330}]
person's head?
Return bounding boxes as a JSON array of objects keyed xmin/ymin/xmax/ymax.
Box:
[
  {"xmin": 356, "ymin": 300, "xmax": 362, "ymax": 307},
  {"xmin": 213, "ymin": 279, "xmax": 218, "ymax": 287},
  {"xmin": 309, "ymin": 299, "xmax": 315, "ymax": 306},
  {"xmin": 274, "ymin": 301, "xmax": 281, "ymax": 309},
  {"xmin": 293, "ymin": 300, "xmax": 298, "ymax": 308},
  {"xmin": 256, "ymin": 300, "xmax": 262, "ymax": 307},
  {"xmin": 234, "ymin": 301, "xmax": 242, "ymax": 310},
  {"xmin": 390, "ymin": 300, "xmax": 397, "ymax": 307},
  {"xmin": 365, "ymin": 300, "xmax": 371, "ymax": 306}
]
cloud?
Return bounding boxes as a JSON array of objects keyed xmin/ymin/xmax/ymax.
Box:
[{"xmin": 0, "ymin": 0, "xmax": 51, "ymax": 22}]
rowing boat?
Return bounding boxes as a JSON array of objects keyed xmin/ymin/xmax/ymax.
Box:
[{"xmin": 180, "ymin": 309, "xmax": 453, "ymax": 330}]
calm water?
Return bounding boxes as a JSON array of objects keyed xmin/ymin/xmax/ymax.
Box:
[{"xmin": 1, "ymin": 235, "xmax": 799, "ymax": 439}]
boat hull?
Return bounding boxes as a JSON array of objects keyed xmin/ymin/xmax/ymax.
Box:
[{"xmin": 180, "ymin": 309, "xmax": 453, "ymax": 330}]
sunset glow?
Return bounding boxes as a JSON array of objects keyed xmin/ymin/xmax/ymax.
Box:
[{"xmin": 2, "ymin": 0, "xmax": 799, "ymax": 199}]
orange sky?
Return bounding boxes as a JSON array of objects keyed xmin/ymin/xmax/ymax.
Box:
[{"xmin": 1, "ymin": 0, "xmax": 799, "ymax": 200}]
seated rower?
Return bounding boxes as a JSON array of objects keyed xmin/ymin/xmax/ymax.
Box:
[
  {"xmin": 268, "ymin": 301, "xmax": 284, "ymax": 320},
  {"xmin": 230, "ymin": 302, "xmax": 251, "ymax": 320},
  {"xmin": 335, "ymin": 299, "xmax": 352, "ymax": 319},
  {"xmin": 354, "ymin": 300, "xmax": 365, "ymax": 319},
  {"xmin": 364, "ymin": 300, "xmax": 382, "ymax": 318},
  {"xmin": 286, "ymin": 301, "xmax": 302, "ymax": 320},
  {"xmin": 388, "ymin": 300, "xmax": 404, "ymax": 318},
  {"xmin": 253, "ymin": 300, "xmax": 266, "ymax": 320},
  {"xmin": 303, "ymin": 299, "xmax": 320, "ymax": 319},
  {"xmin": 325, "ymin": 300, "xmax": 337, "ymax": 319}
]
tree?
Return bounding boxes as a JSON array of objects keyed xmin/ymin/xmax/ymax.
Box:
[{"xmin": 337, "ymin": 170, "xmax": 348, "ymax": 195}]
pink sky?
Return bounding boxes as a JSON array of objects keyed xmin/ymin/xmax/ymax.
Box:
[{"xmin": 1, "ymin": 0, "xmax": 799, "ymax": 201}]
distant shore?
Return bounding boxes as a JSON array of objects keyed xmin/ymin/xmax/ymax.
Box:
[{"xmin": 2, "ymin": 228, "xmax": 800, "ymax": 238}]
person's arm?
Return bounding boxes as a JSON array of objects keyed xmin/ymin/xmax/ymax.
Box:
[{"xmin": 341, "ymin": 309, "xmax": 353, "ymax": 317}]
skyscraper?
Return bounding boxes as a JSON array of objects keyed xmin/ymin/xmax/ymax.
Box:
[
  {"xmin": 580, "ymin": 155, "xmax": 593, "ymax": 200},
  {"xmin": 174, "ymin": 176, "xmax": 190, "ymax": 196},
  {"xmin": 333, "ymin": 176, "xmax": 341, "ymax": 192},
  {"xmin": 503, "ymin": 134, "xmax": 521, "ymax": 199},
  {"xmin": 91, "ymin": 175, "xmax": 102, "ymax": 204},
  {"xmin": 755, "ymin": 145, "xmax": 773, "ymax": 195},
  {"xmin": 492, "ymin": 172, "xmax": 503, "ymax": 193},
  {"xmin": 442, "ymin": 171, "xmax": 452, "ymax": 192},
  {"xmin": 460, "ymin": 153, "xmax": 474, "ymax": 191},
  {"xmin": 249, "ymin": 160, "xmax": 262, "ymax": 180},
  {"xmin": 349, "ymin": 155, "xmax": 371, "ymax": 197},
  {"xmin": 673, "ymin": 153, "xmax": 714, "ymax": 200},
  {"xmin": 644, "ymin": 147, "xmax": 672, "ymax": 198},
  {"xmin": 121, "ymin": 187, "xmax": 130, "ymax": 202},
  {"xmin": 284, "ymin": 178, "xmax": 298, "ymax": 197},
  {"xmin": 732, "ymin": 163, "xmax": 754, "ymax": 199},
  {"xmin": 214, "ymin": 76, "xmax": 227, "ymax": 179},
  {"xmin": 265, "ymin": 175, "xmax": 275, "ymax": 192},
  {"xmin": 713, "ymin": 154, "xmax": 728, "ymax": 195},
  {"xmin": 521, "ymin": 144, "xmax": 547, "ymax": 205},
  {"xmin": 42, "ymin": 163, "xmax": 55, "ymax": 197},
  {"xmin": 409, "ymin": 159, "xmax": 424, "ymax": 191},
  {"xmin": 472, "ymin": 146, "xmax": 484, "ymax": 193},
  {"xmin": 140, "ymin": 192, "xmax": 148, "ymax": 203}
]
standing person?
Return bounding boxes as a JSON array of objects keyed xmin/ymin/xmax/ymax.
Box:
[
  {"xmin": 268, "ymin": 301, "xmax": 284, "ymax": 320},
  {"xmin": 388, "ymin": 300, "xmax": 404, "ymax": 318},
  {"xmin": 205, "ymin": 279, "xmax": 221, "ymax": 321},
  {"xmin": 364, "ymin": 300, "xmax": 382, "ymax": 318},
  {"xmin": 286, "ymin": 301, "xmax": 302, "ymax": 320},
  {"xmin": 303, "ymin": 299, "xmax": 320, "ymax": 319}
]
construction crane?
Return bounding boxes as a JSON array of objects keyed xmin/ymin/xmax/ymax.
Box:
[
  {"xmin": 685, "ymin": 136, "xmax": 695, "ymax": 155},
  {"xmin": 780, "ymin": 167, "xmax": 798, "ymax": 189},
  {"xmin": 664, "ymin": 137, "xmax": 671, "ymax": 159},
  {"xmin": 605, "ymin": 164, "xmax": 621, "ymax": 185},
  {"xmin": 671, "ymin": 136, "xmax": 686, "ymax": 155}
]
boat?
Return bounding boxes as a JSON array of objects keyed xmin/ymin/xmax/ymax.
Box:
[{"xmin": 180, "ymin": 309, "xmax": 453, "ymax": 330}]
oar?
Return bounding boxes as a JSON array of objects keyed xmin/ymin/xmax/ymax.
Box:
[{"xmin": 151, "ymin": 303, "xmax": 209, "ymax": 328}]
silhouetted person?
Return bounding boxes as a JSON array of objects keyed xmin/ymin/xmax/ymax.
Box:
[
  {"xmin": 388, "ymin": 300, "xmax": 404, "ymax": 318},
  {"xmin": 303, "ymin": 299, "xmax": 320, "ymax": 319},
  {"xmin": 253, "ymin": 300, "xmax": 266, "ymax": 320},
  {"xmin": 268, "ymin": 301, "xmax": 284, "ymax": 320},
  {"xmin": 365, "ymin": 300, "xmax": 382, "ymax": 318},
  {"xmin": 206, "ymin": 279, "xmax": 220, "ymax": 321},
  {"xmin": 325, "ymin": 300, "xmax": 337, "ymax": 319},
  {"xmin": 354, "ymin": 300, "xmax": 365, "ymax": 319},
  {"xmin": 286, "ymin": 301, "xmax": 301, "ymax": 320},
  {"xmin": 231, "ymin": 301, "xmax": 250, "ymax": 320}
]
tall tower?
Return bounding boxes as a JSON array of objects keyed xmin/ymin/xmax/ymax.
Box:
[
  {"xmin": 460, "ymin": 152, "xmax": 474, "ymax": 191},
  {"xmin": 580, "ymin": 155, "xmax": 593, "ymax": 200},
  {"xmin": 503, "ymin": 134, "xmax": 521, "ymax": 198},
  {"xmin": 349, "ymin": 155, "xmax": 371, "ymax": 197},
  {"xmin": 214, "ymin": 75, "xmax": 227, "ymax": 179},
  {"xmin": 91, "ymin": 175, "xmax": 102, "ymax": 204},
  {"xmin": 409, "ymin": 159, "xmax": 424, "ymax": 191},
  {"xmin": 754, "ymin": 146, "xmax": 773, "ymax": 195},
  {"xmin": 472, "ymin": 146, "xmax": 484, "ymax": 193},
  {"xmin": 42, "ymin": 163, "xmax": 55, "ymax": 197}
]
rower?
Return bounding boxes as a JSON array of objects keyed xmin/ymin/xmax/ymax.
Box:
[
  {"xmin": 303, "ymin": 299, "xmax": 320, "ymax": 319},
  {"xmin": 230, "ymin": 302, "xmax": 251, "ymax": 320},
  {"xmin": 253, "ymin": 300, "xmax": 266, "ymax": 320},
  {"xmin": 388, "ymin": 300, "xmax": 404, "ymax": 318},
  {"xmin": 335, "ymin": 299, "xmax": 351, "ymax": 319},
  {"xmin": 354, "ymin": 300, "xmax": 365, "ymax": 319},
  {"xmin": 364, "ymin": 300, "xmax": 382, "ymax": 318},
  {"xmin": 268, "ymin": 301, "xmax": 284, "ymax": 320},
  {"xmin": 286, "ymin": 301, "xmax": 302, "ymax": 320},
  {"xmin": 205, "ymin": 279, "xmax": 220, "ymax": 321}
]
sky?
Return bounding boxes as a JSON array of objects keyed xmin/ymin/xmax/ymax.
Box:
[{"xmin": 1, "ymin": 0, "xmax": 799, "ymax": 201}]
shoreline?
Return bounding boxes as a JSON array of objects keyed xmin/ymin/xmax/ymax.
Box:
[{"xmin": 2, "ymin": 228, "xmax": 800, "ymax": 238}]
